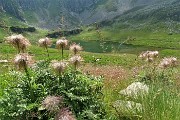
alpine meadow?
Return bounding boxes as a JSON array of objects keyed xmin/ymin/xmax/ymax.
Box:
[{"xmin": 0, "ymin": 0, "xmax": 180, "ymax": 120}]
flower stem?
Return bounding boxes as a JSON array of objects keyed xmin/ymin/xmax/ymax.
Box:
[
  {"xmin": 45, "ymin": 46, "xmax": 50, "ymax": 61},
  {"xmin": 61, "ymin": 47, "xmax": 64, "ymax": 60}
]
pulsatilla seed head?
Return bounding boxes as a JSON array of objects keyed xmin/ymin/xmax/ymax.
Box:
[
  {"xmin": 38, "ymin": 37, "xmax": 52, "ymax": 48},
  {"xmin": 55, "ymin": 107, "xmax": 76, "ymax": 120},
  {"xmin": 14, "ymin": 53, "xmax": 34, "ymax": 70},
  {"xmin": 69, "ymin": 55, "xmax": 83, "ymax": 67},
  {"xmin": 69, "ymin": 43, "xmax": 83, "ymax": 54},
  {"xmin": 51, "ymin": 60, "xmax": 68, "ymax": 74},
  {"xmin": 56, "ymin": 37, "xmax": 68, "ymax": 49},
  {"xmin": 159, "ymin": 57, "xmax": 178, "ymax": 68},
  {"xmin": 42, "ymin": 96, "xmax": 63, "ymax": 112},
  {"xmin": 6, "ymin": 34, "xmax": 31, "ymax": 52}
]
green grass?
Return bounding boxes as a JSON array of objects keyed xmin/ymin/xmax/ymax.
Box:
[
  {"xmin": 0, "ymin": 15, "xmax": 180, "ymax": 119},
  {"xmin": 0, "ymin": 43, "xmax": 141, "ymax": 67},
  {"xmin": 69, "ymin": 22, "xmax": 180, "ymax": 59}
]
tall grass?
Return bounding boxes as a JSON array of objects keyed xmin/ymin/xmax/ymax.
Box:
[{"xmin": 141, "ymin": 81, "xmax": 180, "ymax": 120}]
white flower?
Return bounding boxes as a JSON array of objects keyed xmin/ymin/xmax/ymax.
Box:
[
  {"xmin": 119, "ymin": 82, "xmax": 149, "ymax": 99},
  {"xmin": 113, "ymin": 100, "xmax": 142, "ymax": 114}
]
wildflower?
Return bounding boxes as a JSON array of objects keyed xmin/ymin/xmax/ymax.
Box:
[
  {"xmin": 69, "ymin": 43, "xmax": 83, "ymax": 55},
  {"xmin": 51, "ymin": 60, "xmax": 68, "ymax": 74},
  {"xmin": 159, "ymin": 57, "xmax": 177, "ymax": 68},
  {"xmin": 69, "ymin": 55, "xmax": 83, "ymax": 69},
  {"xmin": 139, "ymin": 51, "xmax": 159, "ymax": 62},
  {"xmin": 55, "ymin": 108, "xmax": 76, "ymax": 120},
  {"xmin": 6, "ymin": 34, "xmax": 31, "ymax": 53},
  {"xmin": 119, "ymin": 82, "xmax": 149, "ymax": 99},
  {"xmin": 14, "ymin": 53, "xmax": 33, "ymax": 70},
  {"xmin": 113, "ymin": 100, "xmax": 142, "ymax": 114},
  {"xmin": 38, "ymin": 37, "xmax": 52, "ymax": 59},
  {"xmin": 56, "ymin": 37, "xmax": 68, "ymax": 59},
  {"xmin": 42, "ymin": 96, "xmax": 63, "ymax": 112},
  {"xmin": 38, "ymin": 37, "xmax": 52, "ymax": 48},
  {"xmin": 56, "ymin": 37, "xmax": 68, "ymax": 49}
]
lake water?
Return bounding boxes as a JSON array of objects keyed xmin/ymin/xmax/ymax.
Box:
[{"xmin": 70, "ymin": 40, "xmax": 161, "ymax": 54}]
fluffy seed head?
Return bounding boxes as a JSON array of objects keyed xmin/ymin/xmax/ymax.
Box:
[
  {"xmin": 139, "ymin": 51, "xmax": 159, "ymax": 62},
  {"xmin": 159, "ymin": 57, "xmax": 178, "ymax": 68},
  {"xmin": 6, "ymin": 34, "xmax": 31, "ymax": 52},
  {"xmin": 55, "ymin": 108, "xmax": 76, "ymax": 120},
  {"xmin": 56, "ymin": 37, "xmax": 68, "ymax": 49},
  {"xmin": 38, "ymin": 37, "xmax": 52, "ymax": 48},
  {"xmin": 14, "ymin": 53, "xmax": 34, "ymax": 69},
  {"xmin": 69, "ymin": 55, "xmax": 83, "ymax": 67},
  {"xmin": 69, "ymin": 43, "xmax": 83, "ymax": 54},
  {"xmin": 51, "ymin": 61, "xmax": 68, "ymax": 74},
  {"xmin": 42, "ymin": 96, "xmax": 63, "ymax": 112}
]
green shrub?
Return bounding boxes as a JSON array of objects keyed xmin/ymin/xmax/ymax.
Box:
[{"xmin": 0, "ymin": 61, "xmax": 105, "ymax": 120}]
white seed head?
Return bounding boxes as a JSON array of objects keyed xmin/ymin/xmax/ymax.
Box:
[
  {"xmin": 69, "ymin": 43, "xmax": 83, "ymax": 54},
  {"xmin": 139, "ymin": 51, "xmax": 159, "ymax": 61},
  {"xmin": 56, "ymin": 37, "xmax": 68, "ymax": 49},
  {"xmin": 55, "ymin": 108, "xmax": 76, "ymax": 120},
  {"xmin": 6, "ymin": 34, "xmax": 31, "ymax": 52},
  {"xmin": 69, "ymin": 55, "xmax": 83, "ymax": 67},
  {"xmin": 38, "ymin": 37, "xmax": 52, "ymax": 48},
  {"xmin": 14, "ymin": 53, "xmax": 33, "ymax": 69},
  {"xmin": 42, "ymin": 96, "xmax": 63, "ymax": 112},
  {"xmin": 159, "ymin": 57, "xmax": 178, "ymax": 68},
  {"xmin": 51, "ymin": 61, "xmax": 68, "ymax": 74}
]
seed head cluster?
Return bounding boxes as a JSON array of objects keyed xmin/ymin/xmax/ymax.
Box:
[
  {"xmin": 69, "ymin": 55, "xmax": 83, "ymax": 68},
  {"xmin": 69, "ymin": 43, "xmax": 83, "ymax": 55},
  {"xmin": 55, "ymin": 108, "xmax": 76, "ymax": 120},
  {"xmin": 159, "ymin": 57, "xmax": 177, "ymax": 68},
  {"xmin": 139, "ymin": 51, "xmax": 159, "ymax": 62},
  {"xmin": 14, "ymin": 53, "xmax": 33, "ymax": 69},
  {"xmin": 51, "ymin": 61, "xmax": 68, "ymax": 74},
  {"xmin": 56, "ymin": 37, "xmax": 68, "ymax": 49},
  {"xmin": 42, "ymin": 96, "xmax": 63, "ymax": 112},
  {"xmin": 6, "ymin": 34, "xmax": 31, "ymax": 53},
  {"xmin": 38, "ymin": 37, "xmax": 52, "ymax": 48}
]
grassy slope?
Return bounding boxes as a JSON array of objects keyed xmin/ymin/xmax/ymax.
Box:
[{"xmin": 69, "ymin": 22, "xmax": 180, "ymax": 58}]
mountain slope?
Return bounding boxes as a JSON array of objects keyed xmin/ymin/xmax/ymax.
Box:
[{"xmin": 0, "ymin": 0, "xmax": 170, "ymax": 29}]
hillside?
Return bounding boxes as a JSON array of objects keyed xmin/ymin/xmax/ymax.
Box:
[
  {"xmin": 69, "ymin": 0, "xmax": 180, "ymax": 57},
  {"xmin": 0, "ymin": 0, "xmax": 170, "ymax": 29}
]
